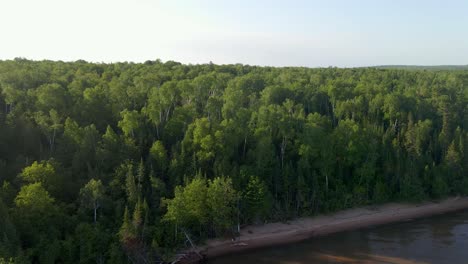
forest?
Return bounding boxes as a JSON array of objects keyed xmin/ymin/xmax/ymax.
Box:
[{"xmin": 0, "ymin": 58, "xmax": 466, "ymax": 263}]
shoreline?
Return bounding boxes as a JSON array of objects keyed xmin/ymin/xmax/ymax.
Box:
[{"xmin": 197, "ymin": 197, "xmax": 468, "ymax": 260}]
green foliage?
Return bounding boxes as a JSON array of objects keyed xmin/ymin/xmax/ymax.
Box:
[
  {"xmin": 164, "ymin": 176, "xmax": 237, "ymax": 238},
  {"xmin": 150, "ymin": 140, "xmax": 168, "ymax": 171},
  {"xmin": 206, "ymin": 177, "xmax": 237, "ymax": 235},
  {"xmin": 0, "ymin": 258, "xmax": 14, "ymax": 264},
  {"xmin": 119, "ymin": 206, "xmax": 135, "ymax": 242},
  {"xmin": 0, "ymin": 199, "xmax": 18, "ymax": 258},
  {"xmin": 1, "ymin": 182, "xmax": 17, "ymax": 205},
  {"xmin": 20, "ymin": 160, "xmax": 55, "ymax": 183},
  {"xmin": 75, "ymin": 223, "xmax": 111, "ymax": 264},
  {"xmin": 13, "ymin": 183, "xmax": 61, "ymax": 262},
  {"xmin": 118, "ymin": 109, "xmax": 144, "ymax": 139},
  {"xmin": 18, "ymin": 160, "xmax": 63, "ymax": 197},
  {"xmin": 400, "ymin": 173, "xmax": 426, "ymax": 201},
  {"xmin": 125, "ymin": 164, "xmax": 139, "ymax": 206},
  {"xmin": 0, "ymin": 59, "xmax": 466, "ymax": 261},
  {"xmin": 243, "ymin": 176, "xmax": 271, "ymax": 223},
  {"xmin": 15, "ymin": 182, "xmax": 55, "ymax": 211},
  {"xmin": 373, "ymin": 180, "xmax": 389, "ymax": 203},
  {"xmin": 164, "ymin": 177, "xmax": 208, "ymax": 229},
  {"xmin": 432, "ymin": 174, "xmax": 449, "ymax": 198},
  {"xmin": 79, "ymin": 178, "xmax": 105, "ymax": 223}
]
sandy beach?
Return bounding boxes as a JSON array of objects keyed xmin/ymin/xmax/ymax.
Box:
[{"xmin": 198, "ymin": 197, "xmax": 468, "ymax": 259}]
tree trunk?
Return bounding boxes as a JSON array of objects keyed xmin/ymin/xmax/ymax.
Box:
[
  {"xmin": 237, "ymin": 198, "xmax": 240, "ymax": 234},
  {"xmin": 326, "ymin": 174, "xmax": 329, "ymax": 192},
  {"xmin": 94, "ymin": 201, "xmax": 97, "ymax": 224},
  {"xmin": 242, "ymin": 136, "xmax": 247, "ymax": 159},
  {"xmin": 281, "ymin": 136, "xmax": 287, "ymax": 169},
  {"xmin": 50, "ymin": 128, "xmax": 57, "ymax": 153}
]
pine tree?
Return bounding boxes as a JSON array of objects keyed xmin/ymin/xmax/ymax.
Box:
[
  {"xmin": 125, "ymin": 165, "xmax": 138, "ymax": 206},
  {"xmin": 137, "ymin": 159, "xmax": 145, "ymax": 194},
  {"xmin": 119, "ymin": 207, "xmax": 134, "ymax": 243},
  {"xmin": 132, "ymin": 199, "xmax": 143, "ymax": 237}
]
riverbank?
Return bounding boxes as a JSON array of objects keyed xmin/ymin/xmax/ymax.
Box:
[{"xmin": 198, "ymin": 197, "xmax": 468, "ymax": 259}]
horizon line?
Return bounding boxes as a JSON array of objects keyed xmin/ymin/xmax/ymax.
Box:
[{"xmin": 2, "ymin": 57, "xmax": 468, "ymax": 69}]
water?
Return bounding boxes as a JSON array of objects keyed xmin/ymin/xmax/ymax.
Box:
[{"xmin": 209, "ymin": 210, "xmax": 468, "ymax": 264}]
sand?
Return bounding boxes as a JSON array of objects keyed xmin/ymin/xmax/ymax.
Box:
[{"xmin": 198, "ymin": 197, "xmax": 468, "ymax": 259}]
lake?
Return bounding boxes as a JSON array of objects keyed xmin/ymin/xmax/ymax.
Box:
[{"xmin": 208, "ymin": 210, "xmax": 468, "ymax": 264}]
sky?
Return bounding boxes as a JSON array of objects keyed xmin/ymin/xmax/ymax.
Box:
[{"xmin": 1, "ymin": 0, "xmax": 468, "ymax": 67}]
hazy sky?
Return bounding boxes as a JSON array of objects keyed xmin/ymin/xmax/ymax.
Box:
[{"xmin": 1, "ymin": 0, "xmax": 468, "ymax": 67}]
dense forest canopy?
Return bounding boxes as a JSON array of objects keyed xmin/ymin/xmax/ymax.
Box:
[
  {"xmin": 374, "ymin": 65, "xmax": 468, "ymax": 71},
  {"xmin": 0, "ymin": 58, "xmax": 466, "ymax": 263}
]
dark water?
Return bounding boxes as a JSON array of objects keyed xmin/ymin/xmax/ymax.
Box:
[{"xmin": 209, "ymin": 210, "xmax": 468, "ymax": 264}]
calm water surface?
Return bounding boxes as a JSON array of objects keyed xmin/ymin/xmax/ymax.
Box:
[{"xmin": 209, "ymin": 210, "xmax": 468, "ymax": 264}]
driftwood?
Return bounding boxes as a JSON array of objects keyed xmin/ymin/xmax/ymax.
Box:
[
  {"xmin": 170, "ymin": 252, "xmax": 204, "ymax": 264},
  {"xmin": 170, "ymin": 229, "xmax": 205, "ymax": 264}
]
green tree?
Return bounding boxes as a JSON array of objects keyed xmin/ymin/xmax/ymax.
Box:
[
  {"xmin": 164, "ymin": 177, "xmax": 208, "ymax": 235},
  {"xmin": 150, "ymin": 140, "xmax": 168, "ymax": 173},
  {"xmin": 15, "ymin": 182, "xmax": 55, "ymax": 211},
  {"xmin": 207, "ymin": 177, "xmax": 237, "ymax": 236},
  {"xmin": 33, "ymin": 109, "xmax": 63, "ymax": 153},
  {"xmin": 243, "ymin": 176, "xmax": 271, "ymax": 223},
  {"xmin": 13, "ymin": 183, "xmax": 59, "ymax": 262},
  {"xmin": 118, "ymin": 109, "xmax": 144, "ymax": 139},
  {"xmin": 125, "ymin": 164, "xmax": 139, "ymax": 206},
  {"xmin": 18, "ymin": 160, "xmax": 62, "ymax": 196},
  {"xmin": 0, "ymin": 199, "xmax": 18, "ymax": 259},
  {"xmin": 79, "ymin": 179, "xmax": 105, "ymax": 224},
  {"xmin": 119, "ymin": 206, "xmax": 135, "ymax": 243}
]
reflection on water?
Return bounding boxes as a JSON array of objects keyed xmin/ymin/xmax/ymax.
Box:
[{"xmin": 209, "ymin": 210, "xmax": 468, "ymax": 264}]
